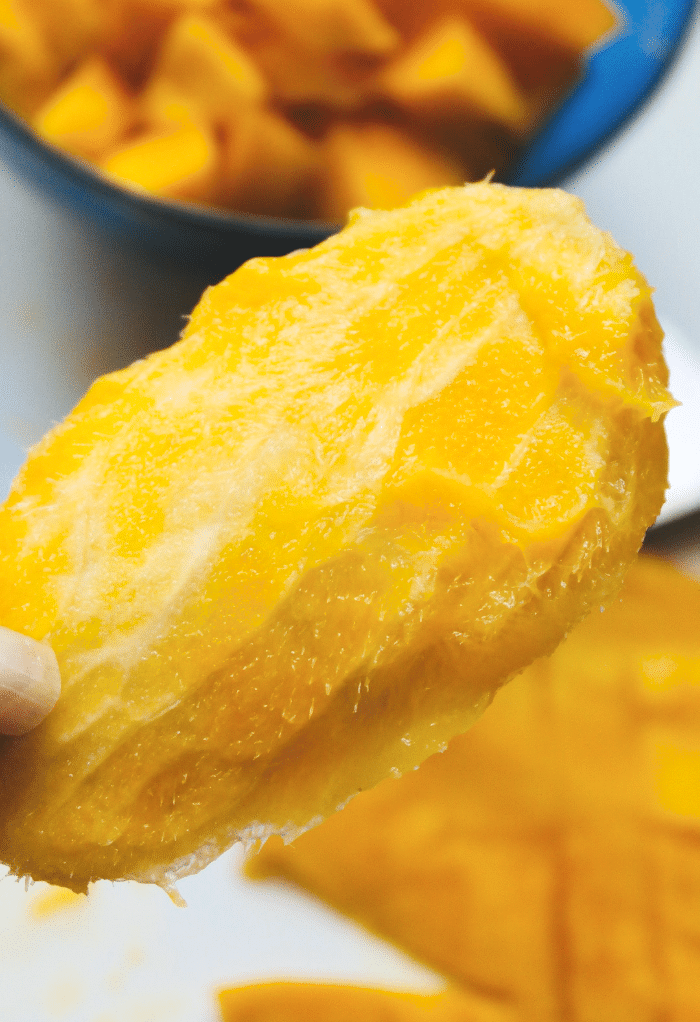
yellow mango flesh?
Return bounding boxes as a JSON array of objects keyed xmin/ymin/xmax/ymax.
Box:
[
  {"xmin": 0, "ymin": 183, "xmax": 670, "ymax": 891},
  {"xmin": 468, "ymin": 0, "xmax": 616, "ymax": 51},
  {"xmin": 103, "ymin": 119, "xmax": 218, "ymax": 201},
  {"xmin": 150, "ymin": 13, "xmax": 267, "ymax": 120},
  {"xmin": 379, "ymin": 17, "xmax": 529, "ymax": 132},
  {"xmin": 249, "ymin": 557, "xmax": 700, "ymax": 1022},
  {"xmin": 0, "ymin": 0, "xmax": 55, "ymax": 117},
  {"xmin": 33, "ymin": 56, "xmax": 134, "ymax": 160},
  {"xmin": 217, "ymin": 983, "xmax": 502, "ymax": 1022},
  {"xmin": 320, "ymin": 122, "xmax": 464, "ymax": 221}
]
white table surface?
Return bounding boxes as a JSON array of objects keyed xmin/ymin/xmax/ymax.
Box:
[{"xmin": 1, "ymin": 12, "xmax": 700, "ymax": 1022}]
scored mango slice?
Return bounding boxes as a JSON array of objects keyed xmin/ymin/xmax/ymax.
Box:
[
  {"xmin": 0, "ymin": 183, "xmax": 671, "ymax": 892},
  {"xmin": 248, "ymin": 557, "xmax": 700, "ymax": 1022}
]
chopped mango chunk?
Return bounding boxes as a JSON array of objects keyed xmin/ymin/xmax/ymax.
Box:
[
  {"xmin": 252, "ymin": 0, "xmax": 399, "ymax": 56},
  {"xmin": 216, "ymin": 107, "xmax": 322, "ymax": 217},
  {"xmin": 147, "ymin": 13, "xmax": 266, "ymax": 125},
  {"xmin": 33, "ymin": 56, "xmax": 135, "ymax": 160},
  {"xmin": 241, "ymin": 29, "xmax": 374, "ymax": 110},
  {"xmin": 320, "ymin": 121, "xmax": 464, "ymax": 221},
  {"xmin": 13, "ymin": 0, "xmax": 102, "ymax": 74},
  {"xmin": 460, "ymin": 0, "xmax": 617, "ymax": 52},
  {"xmin": 102, "ymin": 118, "xmax": 218, "ymax": 202},
  {"xmin": 0, "ymin": 0, "xmax": 56, "ymax": 115},
  {"xmin": 653, "ymin": 741, "xmax": 700, "ymax": 819},
  {"xmin": 378, "ymin": 17, "xmax": 529, "ymax": 133}
]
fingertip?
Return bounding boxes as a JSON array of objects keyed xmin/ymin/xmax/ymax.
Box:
[{"xmin": 0, "ymin": 626, "xmax": 61, "ymax": 737}]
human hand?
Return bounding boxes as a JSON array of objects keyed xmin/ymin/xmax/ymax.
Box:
[{"xmin": 0, "ymin": 627, "xmax": 61, "ymax": 736}]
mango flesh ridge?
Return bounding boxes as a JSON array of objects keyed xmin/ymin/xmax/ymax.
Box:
[
  {"xmin": 0, "ymin": 183, "xmax": 671, "ymax": 891},
  {"xmin": 248, "ymin": 557, "xmax": 700, "ymax": 1022}
]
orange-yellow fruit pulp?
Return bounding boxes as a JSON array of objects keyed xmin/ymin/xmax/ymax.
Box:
[
  {"xmin": 0, "ymin": 183, "xmax": 671, "ymax": 891},
  {"xmin": 218, "ymin": 983, "xmax": 492, "ymax": 1022},
  {"xmin": 248, "ymin": 557, "xmax": 700, "ymax": 1022}
]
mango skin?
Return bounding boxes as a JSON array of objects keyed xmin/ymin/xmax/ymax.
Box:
[{"xmin": 0, "ymin": 183, "xmax": 671, "ymax": 892}]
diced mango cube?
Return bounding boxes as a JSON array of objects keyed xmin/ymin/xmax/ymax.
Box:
[
  {"xmin": 143, "ymin": 12, "xmax": 266, "ymax": 128},
  {"xmin": 460, "ymin": 0, "xmax": 617, "ymax": 52},
  {"xmin": 139, "ymin": 76, "xmax": 199, "ymax": 130},
  {"xmin": 651, "ymin": 740, "xmax": 700, "ymax": 820},
  {"xmin": 320, "ymin": 121, "xmax": 464, "ymax": 221},
  {"xmin": 218, "ymin": 983, "xmax": 508, "ymax": 1022},
  {"xmin": 33, "ymin": 56, "xmax": 134, "ymax": 160},
  {"xmin": 243, "ymin": 29, "xmax": 371, "ymax": 110},
  {"xmin": 378, "ymin": 17, "xmax": 529, "ymax": 133},
  {"xmin": 102, "ymin": 118, "xmax": 219, "ymax": 203},
  {"xmin": 14, "ymin": 0, "xmax": 102, "ymax": 75},
  {"xmin": 252, "ymin": 0, "xmax": 399, "ymax": 56},
  {"xmin": 98, "ymin": 1, "xmax": 219, "ymax": 86},
  {"xmin": 216, "ymin": 107, "xmax": 322, "ymax": 217}
]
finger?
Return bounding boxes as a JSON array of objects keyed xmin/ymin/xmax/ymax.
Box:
[{"xmin": 0, "ymin": 626, "xmax": 61, "ymax": 736}]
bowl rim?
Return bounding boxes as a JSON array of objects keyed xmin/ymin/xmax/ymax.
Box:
[
  {"xmin": 505, "ymin": 0, "xmax": 698, "ymax": 186},
  {"xmin": 1, "ymin": 0, "xmax": 696, "ymax": 244},
  {"xmin": 0, "ymin": 99, "xmax": 340, "ymax": 241}
]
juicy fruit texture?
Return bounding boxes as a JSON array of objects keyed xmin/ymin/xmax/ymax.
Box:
[
  {"xmin": 0, "ymin": 183, "xmax": 671, "ymax": 892},
  {"xmin": 249, "ymin": 557, "xmax": 700, "ymax": 1022},
  {"xmin": 0, "ymin": 0, "xmax": 615, "ymax": 217},
  {"xmin": 217, "ymin": 983, "xmax": 509, "ymax": 1022}
]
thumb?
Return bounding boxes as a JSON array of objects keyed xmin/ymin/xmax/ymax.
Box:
[{"xmin": 0, "ymin": 627, "xmax": 61, "ymax": 736}]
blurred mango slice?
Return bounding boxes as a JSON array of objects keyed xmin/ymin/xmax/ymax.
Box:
[
  {"xmin": 99, "ymin": 0, "xmax": 221, "ymax": 84},
  {"xmin": 3, "ymin": 0, "xmax": 616, "ymax": 219},
  {"xmin": 0, "ymin": 183, "xmax": 670, "ymax": 891},
  {"xmin": 218, "ymin": 983, "xmax": 512, "ymax": 1022},
  {"xmin": 249, "ymin": 557, "xmax": 700, "ymax": 1022},
  {"xmin": 216, "ymin": 107, "xmax": 322, "ymax": 217},
  {"xmin": 13, "ymin": 0, "xmax": 102, "ymax": 77},
  {"xmin": 462, "ymin": 0, "xmax": 616, "ymax": 52},
  {"xmin": 375, "ymin": 0, "xmax": 615, "ymax": 51}
]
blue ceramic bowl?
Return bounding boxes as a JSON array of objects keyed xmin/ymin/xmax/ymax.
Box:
[
  {"xmin": 507, "ymin": 0, "xmax": 697, "ymax": 186},
  {"xmin": 0, "ymin": 0, "xmax": 694, "ymax": 279}
]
